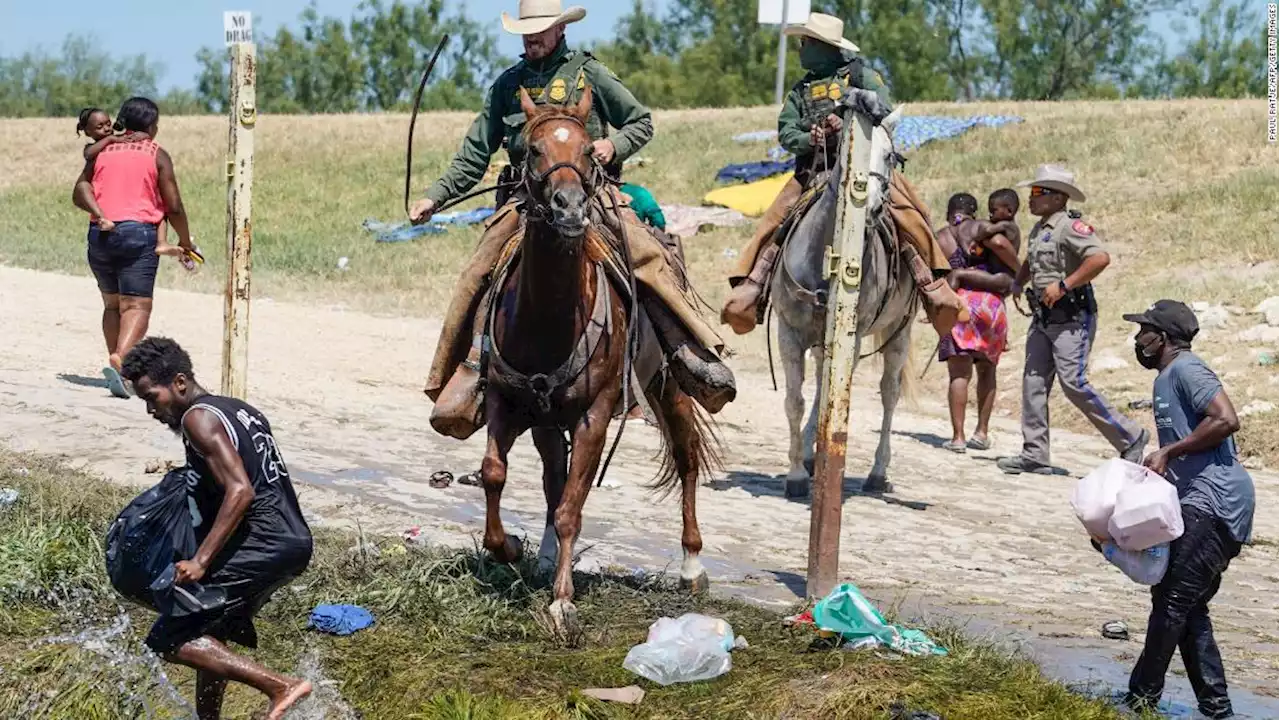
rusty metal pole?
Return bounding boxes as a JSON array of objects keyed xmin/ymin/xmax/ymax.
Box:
[
  {"xmin": 221, "ymin": 42, "xmax": 256, "ymax": 399},
  {"xmin": 805, "ymin": 110, "xmax": 874, "ymax": 600}
]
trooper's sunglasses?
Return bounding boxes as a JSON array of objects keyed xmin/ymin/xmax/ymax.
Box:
[{"xmin": 1029, "ymin": 186, "xmax": 1061, "ymax": 197}]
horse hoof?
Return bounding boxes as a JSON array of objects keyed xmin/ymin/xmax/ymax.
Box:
[
  {"xmin": 549, "ymin": 599, "xmax": 581, "ymax": 642},
  {"xmin": 861, "ymin": 475, "xmax": 893, "ymax": 495},
  {"xmin": 680, "ymin": 571, "xmax": 710, "ymax": 595},
  {"xmin": 783, "ymin": 476, "xmax": 811, "ymax": 498},
  {"xmin": 491, "ymin": 536, "xmax": 523, "ymax": 564}
]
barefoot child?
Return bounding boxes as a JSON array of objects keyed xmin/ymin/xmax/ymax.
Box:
[{"xmin": 121, "ymin": 337, "xmax": 314, "ymax": 720}]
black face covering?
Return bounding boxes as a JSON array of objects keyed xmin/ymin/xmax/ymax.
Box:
[{"xmin": 1134, "ymin": 335, "xmax": 1164, "ymax": 370}]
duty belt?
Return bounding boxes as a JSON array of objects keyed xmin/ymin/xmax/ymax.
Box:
[{"xmin": 1025, "ymin": 284, "xmax": 1097, "ymax": 325}]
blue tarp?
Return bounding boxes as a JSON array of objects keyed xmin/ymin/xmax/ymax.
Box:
[
  {"xmin": 715, "ymin": 115, "xmax": 1024, "ymax": 184},
  {"xmin": 363, "ymin": 207, "xmax": 496, "ymax": 243}
]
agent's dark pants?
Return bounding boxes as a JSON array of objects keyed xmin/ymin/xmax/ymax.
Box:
[{"xmin": 1127, "ymin": 505, "xmax": 1243, "ymax": 719}]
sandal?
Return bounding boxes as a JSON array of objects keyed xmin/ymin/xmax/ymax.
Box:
[
  {"xmin": 457, "ymin": 471, "xmax": 483, "ymax": 487},
  {"xmin": 103, "ymin": 367, "xmax": 130, "ymax": 399},
  {"xmin": 1101, "ymin": 620, "xmax": 1129, "ymax": 641},
  {"xmin": 966, "ymin": 437, "xmax": 992, "ymax": 451},
  {"xmin": 428, "ymin": 471, "xmax": 453, "ymax": 489},
  {"xmin": 942, "ymin": 441, "xmax": 967, "ymax": 454}
]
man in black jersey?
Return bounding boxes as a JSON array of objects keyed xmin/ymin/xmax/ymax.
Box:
[{"xmin": 121, "ymin": 337, "xmax": 313, "ymax": 720}]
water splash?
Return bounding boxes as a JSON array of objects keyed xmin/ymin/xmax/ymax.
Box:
[
  {"xmin": 32, "ymin": 609, "xmax": 194, "ymax": 719},
  {"xmin": 287, "ymin": 646, "xmax": 358, "ymax": 720}
]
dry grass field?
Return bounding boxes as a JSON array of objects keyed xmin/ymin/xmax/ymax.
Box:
[{"xmin": 1, "ymin": 99, "xmax": 1275, "ymax": 459}]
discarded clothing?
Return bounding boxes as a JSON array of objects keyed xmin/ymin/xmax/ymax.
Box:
[
  {"xmin": 660, "ymin": 204, "xmax": 750, "ymax": 238},
  {"xmin": 432, "ymin": 207, "xmax": 496, "ymax": 226},
  {"xmin": 714, "ymin": 160, "xmax": 795, "ymax": 184},
  {"xmin": 363, "ymin": 218, "xmax": 445, "ymax": 243},
  {"xmin": 702, "ymin": 173, "xmax": 796, "ymax": 217},
  {"xmin": 796, "ymin": 582, "xmax": 947, "ymax": 657},
  {"xmin": 308, "ymin": 604, "xmax": 375, "ymax": 636}
]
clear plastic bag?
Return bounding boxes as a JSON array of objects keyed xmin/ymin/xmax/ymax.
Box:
[
  {"xmin": 1102, "ymin": 541, "xmax": 1170, "ymax": 585},
  {"xmin": 622, "ymin": 614, "xmax": 737, "ymax": 686}
]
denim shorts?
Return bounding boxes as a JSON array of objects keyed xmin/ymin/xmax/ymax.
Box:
[{"xmin": 87, "ymin": 221, "xmax": 160, "ymax": 297}]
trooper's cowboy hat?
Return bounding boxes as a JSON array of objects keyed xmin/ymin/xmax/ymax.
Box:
[
  {"xmin": 783, "ymin": 13, "xmax": 860, "ymax": 53},
  {"xmin": 1017, "ymin": 164, "xmax": 1086, "ymax": 202},
  {"xmin": 501, "ymin": 0, "xmax": 587, "ymax": 35}
]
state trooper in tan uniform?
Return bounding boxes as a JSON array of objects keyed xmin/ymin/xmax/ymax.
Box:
[{"xmin": 997, "ymin": 165, "xmax": 1149, "ymax": 475}]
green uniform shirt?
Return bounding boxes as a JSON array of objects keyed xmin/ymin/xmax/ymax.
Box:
[
  {"xmin": 777, "ymin": 56, "xmax": 892, "ymax": 170},
  {"xmin": 1026, "ymin": 210, "xmax": 1105, "ymax": 291},
  {"xmin": 426, "ymin": 42, "xmax": 654, "ymax": 206}
]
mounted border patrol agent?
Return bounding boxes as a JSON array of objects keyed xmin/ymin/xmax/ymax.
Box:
[
  {"xmin": 720, "ymin": 12, "xmax": 966, "ymax": 338},
  {"xmin": 997, "ymin": 164, "xmax": 1149, "ymax": 475},
  {"xmin": 410, "ymin": 0, "xmax": 735, "ymax": 440}
]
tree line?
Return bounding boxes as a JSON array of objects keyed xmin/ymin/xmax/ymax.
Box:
[{"xmin": 0, "ymin": 0, "xmax": 1268, "ymax": 118}]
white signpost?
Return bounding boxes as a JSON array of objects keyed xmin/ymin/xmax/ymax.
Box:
[
  {"xmin": 224, "ymin": 11, "xmax": 254, "ymax": 47},
  {"xmin": 758, "ymin": 0, "xmax": 811, "ymax": 105}
]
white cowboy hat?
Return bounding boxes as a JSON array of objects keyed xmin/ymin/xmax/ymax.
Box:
[
  {"xmin": 1017, "ymin": 164, "xmax": 1086, "ymax": 202},
  {"xmin": 783, "ymin": 13, "xmax": 860, "ymax": 53},
  {"xmin": 501, "ymin": 0, "xmax": 586, "ymax": 35}
]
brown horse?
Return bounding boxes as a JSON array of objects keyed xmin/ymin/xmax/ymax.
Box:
[{"xmin": 478, "ymin": 86, "xmax": 719, "ymax": 639}]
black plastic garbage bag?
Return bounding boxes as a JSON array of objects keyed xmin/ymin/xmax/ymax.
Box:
[{"xmin": 105, "ymin": 468, "xmax": 199, "ymax": 609}]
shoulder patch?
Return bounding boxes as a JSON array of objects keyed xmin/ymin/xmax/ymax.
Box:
[{"xmin": 1072, "ymin": 220, "xmax": 1094, "ymax": 235}]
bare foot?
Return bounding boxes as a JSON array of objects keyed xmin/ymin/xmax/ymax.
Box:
[
  {"xmin": 267, "ymin": 679, "xmax": 312, "ymax": 720},
  {"xmin": 108, "ymin": 353, "xmax": 122, "ymax": 372}
]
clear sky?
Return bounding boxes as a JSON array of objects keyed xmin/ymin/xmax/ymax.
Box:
[
  {"xmin": 0, "ymin": 0, "xmax": 663, "ymax": 91},
  {"xmin": 3, "ymin": 0, "xmax": 1187, "ymax": 93}
]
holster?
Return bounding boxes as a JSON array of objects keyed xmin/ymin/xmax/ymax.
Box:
[{"xmin": 1027, "ymin": 284, "xmax": 1097, "ymax": 326}]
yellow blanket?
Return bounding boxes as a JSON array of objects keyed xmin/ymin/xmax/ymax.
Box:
[{"xmin": 702, "ymin": 173, "xmax": 794, "ymax": 217}]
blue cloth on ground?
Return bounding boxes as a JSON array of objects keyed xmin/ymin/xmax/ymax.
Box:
[
  {"xmin": 364, "ymin": 207, "xmax": 495, "ymax": 243},
  {"xmin": 363, "ymin": 218, "xmax": 445, "ymax": 243},
  {"xmin": 733, "ymin": 130, "xmax": 778, "ymax": 143},
  {"xmin": 716, "ymin": 115, "xmax": 1023, "ymax": 183},
  {"xmin": 308, "ymin": 604, "xmax": 375, "ymax": 636},
  {"xmin": 432, "ymin": 207, "xmax": 496, "ymax": 226},
  {"xmin": 715, "ymin": 160, "xmax": 795, "ymax": 184}
]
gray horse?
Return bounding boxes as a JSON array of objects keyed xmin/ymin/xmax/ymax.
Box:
[{"xmin": 770, "ymin": 104, "xmax": 919, "ymax": 497}]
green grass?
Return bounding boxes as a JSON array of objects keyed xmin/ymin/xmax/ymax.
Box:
[{"xmin": 0, "ymin": 450, "xmax": 1130, "ymax": 719}]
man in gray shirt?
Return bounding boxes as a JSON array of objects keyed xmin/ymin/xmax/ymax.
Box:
[{"xmin": 1122, "ymin": 299, "xmax": 1255, "ymax": 719}]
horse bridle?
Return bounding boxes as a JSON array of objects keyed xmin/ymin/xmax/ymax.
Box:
[{"xmin": 519, "ymin": 113, "xmax": 603, "ymax": 228}]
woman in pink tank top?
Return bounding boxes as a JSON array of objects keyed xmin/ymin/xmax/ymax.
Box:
[{"xmin": 73, "ymin": 97, "xmax": 197, "ymax": 398}]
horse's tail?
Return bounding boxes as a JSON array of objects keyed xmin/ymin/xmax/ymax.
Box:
[{"xmin": 647, "ymin": 388, "xmax": 725, "ymax": 500}]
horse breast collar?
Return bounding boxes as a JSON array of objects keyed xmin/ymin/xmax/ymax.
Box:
[{"xmin": 487, "ymin": 267, "xmax": 613, "ymax": 414}]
